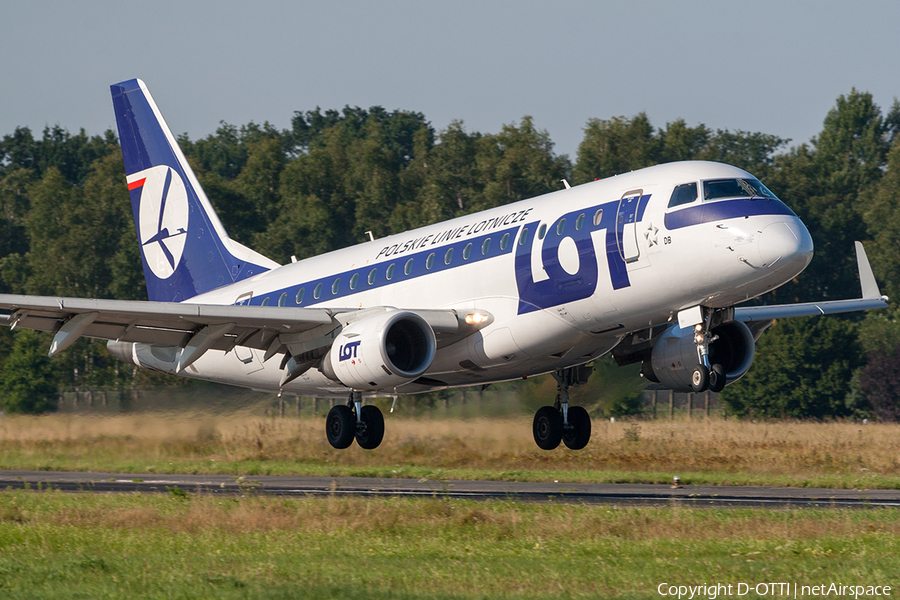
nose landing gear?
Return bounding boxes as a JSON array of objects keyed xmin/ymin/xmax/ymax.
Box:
[
  {"xmin": 532, "ymin": 366, "xmax": 592, "ymax": 450},
  {"xmin": 690, "ymin": 309, "xmax": 727, "ymax": 393}
]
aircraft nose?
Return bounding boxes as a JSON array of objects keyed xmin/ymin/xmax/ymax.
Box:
[{"xmin": 758, "ymin": 219, "xmax": 813, "ymax": 271}]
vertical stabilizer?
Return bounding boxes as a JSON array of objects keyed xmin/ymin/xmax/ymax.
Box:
[{"xmin": 110, "ymin": 78, "xmax": 278, "ymax": 302}]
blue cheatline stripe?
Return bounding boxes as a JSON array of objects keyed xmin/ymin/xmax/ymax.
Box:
[
  {"xmin": 664, "ymin": 198, "xmax": 796, "ymax": 230},
  {"xmin": 247, "ymin": 225, "xmax": 521, "ymax": 308}
]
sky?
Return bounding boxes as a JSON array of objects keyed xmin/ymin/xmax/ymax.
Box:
[{"xmin": 2, "ymin": 1, "xmax": 899, "ymax": 161}]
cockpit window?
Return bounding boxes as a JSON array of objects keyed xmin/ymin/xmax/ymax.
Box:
[
  {"xmin": 703, "ymin": 178, "xmax": 780, "ymax": 201},
  {"xmin": 745, "ymin": 179, "xmax": 779, "ymax": 199},
  {"xmin": 668, "ymin": 182, "xmax": 698, "ymax": 208}
]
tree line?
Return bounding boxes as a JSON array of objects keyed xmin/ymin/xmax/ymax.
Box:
[{"xmin": 0, "ymin": 90, "xmax": 899, "ymax": 418}]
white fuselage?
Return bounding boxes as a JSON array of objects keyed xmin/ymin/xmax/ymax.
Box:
[{"xmin": 159, "ymin": 161, "xmax": 811, "ymax": 397}]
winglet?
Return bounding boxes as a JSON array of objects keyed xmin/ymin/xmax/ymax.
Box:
[{"xmin": 855, "ymin": 242, "xmax": 886, "ymax": 301}]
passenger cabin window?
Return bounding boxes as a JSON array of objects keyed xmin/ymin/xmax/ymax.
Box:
[
  {"xmin": 313, "ymin": 283, "xmax": 322, "ymax": 299},
  {"xmin": 426, "ymin": 253, "xmax": 435, "ymax": 269},
  {"xmin": 575, "ymin": 213, "xmax": 585, "ymax": 231},
  {"xmin": 499, "ymin": 232, "xmax": 510, "ymax": 250},
  {"xmin": 703, "ymin": 178, "xmax": 780, "ymax": 202},
  {"xmin": 556, "ymin": 218, "xmax": 566, "ymax": 235},
  {"xmin": 481, "ymin": 238, "xmax": 491, "ymax": 255},
  {"xmin": 404, "ymin": 258, "xmax": 414, "ymax": 275},
  {"xmin": 444, "ymin": 248, "xmax": 453, "ymax": 265},
  {"xmin": 463, "ymin": 243, "xmax": 472, "ymax": 260},
  {"xmin": 350, "ymin": 273, "xmax": 359, "ymax": 290},
  {"xmin": 538, "ymin": 224, "xmax": 547, "ymax": 240},
  {"xmin": 331, "ymin": 278, "xmax": 340, "ymax": 295},
  {"xmin": 668, "ymin": 182, "xmax": 698, "ymax": 208},
  {"xmin": 367, "ymin": 268, "xmax": 377, "ymax": 285},
  {"xmin": 592, "ymin": 209, "xmax": 603, "ymax": 226},
  {"xmin": 295, "ymin": 288, "xmax": 305, "ymax": 304},
  {"xmin": 278, "ymin": 292, "xmax": 288, "ymax": 307},
  {"xmin": 519, "ymin": 227, "xmax": 530, "ymax": 246},
  {"xmin": 261, "ymin": 296, "xmax": 270, "ymax": 306},
  {"xmin": 386, "ymin": 264, "xmax": 395, "ymax": 280}
]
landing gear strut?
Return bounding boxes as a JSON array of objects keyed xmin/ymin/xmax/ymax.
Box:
[
  {"xmin": 690, "ymin": 309, "xmax": 726, "ymax": 393},
  {"xmin": 325, "ymin": 391, "xmax": 385, "ymax": 450},
  {"xmin": 532, "ymin": 366, "xmax": 592, "ymax": 450}
]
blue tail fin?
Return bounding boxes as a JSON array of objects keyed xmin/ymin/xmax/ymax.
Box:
[{"xmin": 110, "ymin": 78, "xmax": 278, "ymax": 302}]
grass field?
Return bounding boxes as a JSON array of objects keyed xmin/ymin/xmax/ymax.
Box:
[
  {"xmin": 3, "ymin": 412, "xmax": 900, "ymax": 598},
  {"xmin": 2, "ymin": 412, "xmax": 900, "ymax": 489},
  {"xmin": 0, "ymin": 490, "xmax": 898, "ymax": 599}
]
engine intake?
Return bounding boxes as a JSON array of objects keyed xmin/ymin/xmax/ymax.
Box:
[
  {"xmin": 648, "ymin": 320, "xmax": 755, "ymax": 392},
  {"xmin": 323, "ymin": 310, "xmax": 436, "ymax": 390}
]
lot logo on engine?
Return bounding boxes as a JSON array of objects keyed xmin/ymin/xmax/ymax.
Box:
[{"xmin": 339, "ymin": 341, "xmax": 361, "ymax": 361}]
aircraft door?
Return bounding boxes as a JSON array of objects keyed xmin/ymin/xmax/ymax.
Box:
[{"xmin": 617, "ymin": 190, "xmax": 642, "ymax": 263}]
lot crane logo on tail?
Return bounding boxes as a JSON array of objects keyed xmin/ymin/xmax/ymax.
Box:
[{"xmin": 128, "ymin": 165, "xmax": 189, "ymax": 280}]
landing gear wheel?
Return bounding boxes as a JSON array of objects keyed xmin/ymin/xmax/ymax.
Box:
[
  {"xmin": 533, "ymin": 406, "xmax": 563, "ymax": 450},
  {"xmin": 690, "ymin": 364, "xmax": 709, "ymax": 393},
  {"xmin": 708, "ymin": 364, "xmax": 726, "ymax": 393},
  {"xmin": 355, "ymin": 405, "xmax": 385, "ymax": 450},
  {"xmin": 563, "ymin": 406, "xmax": 591, "ymax": 450},
  {"xmin": 326, "ymin": 405, "xmax": 356, "ymax": 449}
]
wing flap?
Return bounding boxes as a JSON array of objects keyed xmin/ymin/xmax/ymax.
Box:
[{"xmin": 0, "ymin": 294, "xmax": 335, "ymax": 357}]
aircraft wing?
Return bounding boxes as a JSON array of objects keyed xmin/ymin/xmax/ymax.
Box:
[
  {"xmin": 0, "ymin": 295, "xmax": 465, "ymax": 372},
  {"xmin": 735, "ymin": 242, "xmax": 889, "ymax": 324}
]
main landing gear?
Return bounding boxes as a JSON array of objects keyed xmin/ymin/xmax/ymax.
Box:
[
  {"xmin": 326, "ymin": 391, "xmax": 385, "ymax": 450},
  {"xmin": 690, "ymin": 312, "xmax": 726, "ymax": 393},
  {"xmin": 532, "ymin": 367, "xmax": 592, "ymax": 451}
]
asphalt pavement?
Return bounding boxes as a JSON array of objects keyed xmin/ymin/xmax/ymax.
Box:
[{"xmin": 2, "ymin": 470, "xmax": 899, "ymax": 508}]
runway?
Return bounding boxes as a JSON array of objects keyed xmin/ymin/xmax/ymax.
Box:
[{"xmin": 3, "ymin": 470, "xmax": 900, "ymax": 508}]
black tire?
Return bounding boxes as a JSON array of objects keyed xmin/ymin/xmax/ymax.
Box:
[
  {"xmin": 533, "ymin": 406, "xmax": 563, "ymax": 450},
  {"xmin": 326, "ymin": 405, "xmax": 356, "ymax": 449},
  {"xmin": 708, "ymin": 364, "xmax": 726, "ymax": 393},
  {"xmin": 563, "ymin": 406, "xmax": 591, "ymax": 450},
  {"xmin": 690, "ymin": 364, "xmax": 709, "ymax": 393},
  {"xmin": 355, "ymin": 405, "xmax": 385, "ymax": 450}
]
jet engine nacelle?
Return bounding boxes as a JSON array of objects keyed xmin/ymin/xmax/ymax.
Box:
[
  {"xmin": 648, "ymin": 320, "xmax": 755, "ymax": 392},
  {"xmin": 323, "ymin": 310, "xmax": 436, "ymax": 391}
]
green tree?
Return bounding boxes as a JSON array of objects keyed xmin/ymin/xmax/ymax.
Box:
[
  {"xmin": 257, "ymin": 126, "xmax": 355, "ymax": 263},
  {"xmin": 855, "ymin": 349, "xmax": 900, "ymax": 421},
  {"xmin": 573, "ymin": 113, "xmax": 658, "ymax": 183},
  {"xmin": 861, "ymin": 136, "xmax": 900, "ymax": 299},
  {"xmin": 573, "ymin": 114, "xmax": 786, "ymax": 185},
  {"xmin": 0, "ymin": 125, "xmax": 118, "ymax": 184},
  {"xmin": 0, "ymin": 166, "xmax": 33, "ymax": 273},
  {"xmin": 764, "ymin": 91, "xmax": 898, "ymax": 303},
  {"xmin": 257, "ymin": 107, "xmax": 434, "ymax": 262},
  {"xmin": 0, "ymin": 330, "xmax": 58, "ymax": 413},
  {"xmin": 698, "ymin": 129, "xmax": 787, "ymax": 177},
  {"xmin": 22, "ymin": 155, "xmax": 134, "ymax": 298},
  {"xmin": 405, "ymin": 121, "xmax": 480, "ymax": 226},
  {"xmin": 657, "ymin": 119, "xmax": 711, "ymax": 163},
  {"xmin": 720, "ymin": 317, "xmax": 863, "ymax": 419},
  {"xmin": 474, "ymin": 116, "xmax": 570, "ymax": 212}
]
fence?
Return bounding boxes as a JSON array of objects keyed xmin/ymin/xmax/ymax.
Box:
[
  {"xmin": 639, "ymin": 389, "xmax": 723, "ymax": 419},
  {"xmin": 56, "ymin": 386, "xmax": 723, "ymax": 419}
]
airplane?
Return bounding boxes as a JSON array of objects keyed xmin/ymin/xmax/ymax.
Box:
[{"xmin": 0, "ymin": 79, "xmax": 889, "ymax": 451}]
